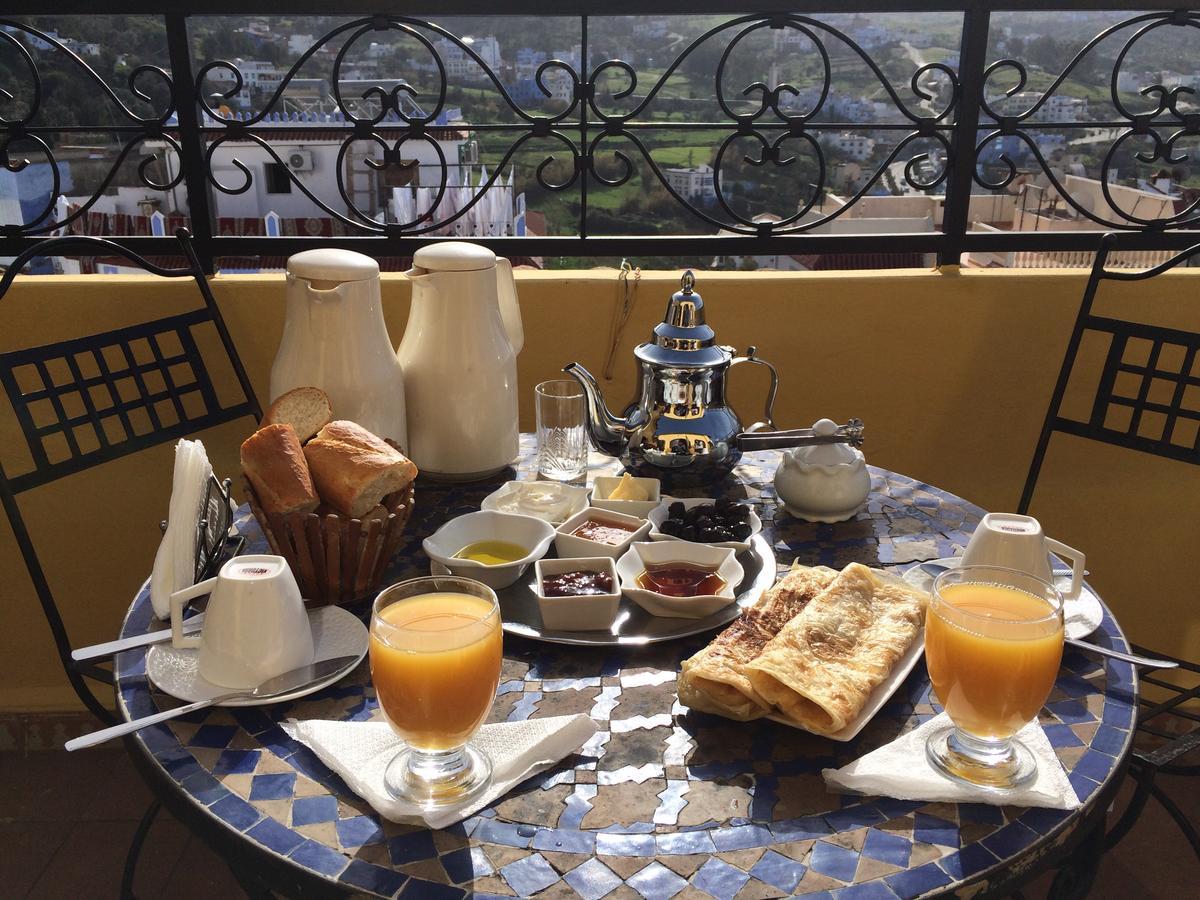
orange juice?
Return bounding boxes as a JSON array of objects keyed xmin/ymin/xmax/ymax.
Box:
[
  {"xmin": 370, "ymin": 592, "xmax": 502, "ymax": 750},
  {"xmin": 926, "ymin": 582, "xmax": 1063, "ymax": 740}
]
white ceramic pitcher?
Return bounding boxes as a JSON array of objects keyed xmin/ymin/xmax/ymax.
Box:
[
  {"xmin": 271, "ymin": 249, "xmax": 408, "ymax": 447},
  {"xmin": 397, "ymin": 242, "xmax": 523, "ymax": 480}
]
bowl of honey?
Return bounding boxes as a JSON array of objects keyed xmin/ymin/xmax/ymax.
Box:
[
  {"xmin": 615, "ymin": 541, "xmax": 743, "ymax": 619},
  {"xmin": 423, "ymin": 510, "xmax": 557, "ymax": 589}
]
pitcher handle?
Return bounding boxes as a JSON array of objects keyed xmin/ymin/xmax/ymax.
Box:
[
  {"xmin": 495, "ymin": 257, "xmax": 524, "ymax": 355},
  {"xmin": 731, "ymin": 346, "xmax": 779, "ymax": 431},
  {"xmin": 1045, "ymin": 538, "xmax": 1086, "ymax": 602}
]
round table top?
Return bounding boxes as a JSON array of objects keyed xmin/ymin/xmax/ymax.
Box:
[{"xmin": 115, "ymin": 438, "xmax": 1137, "ymax": 899}]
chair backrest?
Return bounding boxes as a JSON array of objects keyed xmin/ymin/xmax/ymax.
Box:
[
  {"xmin": 1019, "ymin": 233, "xmax": 1200, "ymax": 516},
  {"xmin": 0, "ymin": 230, "xmax": 261, "ymax": 724}
]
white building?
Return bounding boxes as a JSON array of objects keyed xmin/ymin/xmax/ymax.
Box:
[
  {"xmin": 821, "ymin": 132, "xmax": 877, "ymax": 162},
  {"xmin": 437, "ymin": 36, "xmax": 502, "ymax": 81},
  {"xmin": 288, "ymin": 35, "xmax": 315, "ymax": 56},
  {"xmin": 237, "ymin": 59, "xmax": 285, "ymax": 92},
  {"xmin": 149, "ymin": 114, "xmax": 470, "ymax": 222},
  {"xmin": 993, "ymin": 91, "xmax": 1088, "ymax": 122},
  {"xmin": 664, "ymin": 165, "xmax": 716, "ymax": 202}
]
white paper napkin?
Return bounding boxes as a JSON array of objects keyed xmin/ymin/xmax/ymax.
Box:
[
  {"xmin": 822, "ymin": 713, "xmax": 1081, "ymax": 809},
  {"xmin": 282, "ymin": 715, "xmax": 599, "ymax": 829},
  {"xmin": 150, "ymin": 439, "xmax": 213, "ymax": 619}
]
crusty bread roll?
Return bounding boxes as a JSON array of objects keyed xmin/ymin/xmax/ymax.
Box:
[
  {"xmin": 303, "ymin": 421, "xmax": 418, "ymax": 518},
  {"xmin": 241, "ymin": 424, "xmax": 319, "ymax": 515},
  {"xmin": 262, "ymin": 386, "xmax": 332, "ymax": 443}
]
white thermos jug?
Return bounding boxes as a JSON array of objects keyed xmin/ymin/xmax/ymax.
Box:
[
  {"xmin": 397, "ymin": 242, "xmax": 523, "ymax": 480},
  {"xmin": 271, "ymin": 249, "xmax": 407, "ymax": 448}
]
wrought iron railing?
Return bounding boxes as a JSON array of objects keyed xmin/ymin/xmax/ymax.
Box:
[{"xmin": 4, "ymin": 2, "xmax": 1200, "ymax": 270}]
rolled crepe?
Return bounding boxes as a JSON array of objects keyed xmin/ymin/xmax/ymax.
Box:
[
  {"xmin": 678, "ymin": 565, "xmax": 837, "ymax": 720},
  {"xmin": 743, "ymin": 563, "xmax": 927, "ymax": 735}
]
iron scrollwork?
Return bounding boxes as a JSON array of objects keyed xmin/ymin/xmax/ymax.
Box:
[
  {"xmin": 6, "ymin": 6, "xmax": 1200, "ymax": 257},
  {"xmin": 586, "ymin": 14, "xmax": 957, "ymax": 236},
  {"xmin": 195, "ymin": 15, "xmax": 587, "ymax": 237},
  {"xmin": 974, "ymin": 10, "xmax": 1200, "ymax": 231},
  {"xmin": 0, "ymin": 19, "xmax": 180, "ymax": 237},
  {"xmin": 184, "ymin": 12, "xmax": 958, "ymax": 240}
]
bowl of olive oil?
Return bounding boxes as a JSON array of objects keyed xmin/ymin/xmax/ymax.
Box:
[{"xmin": 423, "ymin": 510, "xmax": 557, "ymax": 589}]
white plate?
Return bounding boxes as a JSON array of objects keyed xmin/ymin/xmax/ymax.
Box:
[
  {"xmin": 768, "ymin": 627, "xmax": 926, "ymax": 742},
  {"xmin": 646, "ymin": 497, "xmax": 763, "ymax": 553},
  {"xmin": 146, "ymin": 605, "xmax": 368, "ymax": 706},
  {"xmin": 901, "ymin": 557, "xmax": 1103, "ymax": 640}
]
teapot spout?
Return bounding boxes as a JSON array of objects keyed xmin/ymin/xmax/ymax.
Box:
[{"xmin": 563, "ymin": 362, "xmax": 636, "ymax": 458}]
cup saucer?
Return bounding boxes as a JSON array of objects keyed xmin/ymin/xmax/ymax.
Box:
[
  {"xmin": 902, "ymin": 557, "xmax": 1104, "ymax": 640},
  {"xmin": 146, "ymin": 605, "xmax": 368, "ymax": 706}
]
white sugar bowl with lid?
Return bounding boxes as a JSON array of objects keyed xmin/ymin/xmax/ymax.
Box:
[{"xmin": 773, "ymin": 418, "xmax": 871, "ymax": 523}]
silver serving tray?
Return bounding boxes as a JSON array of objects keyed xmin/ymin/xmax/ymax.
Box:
[{"xmin": 495, "ymin": 534, "xmax": 776, "ymax": 646}]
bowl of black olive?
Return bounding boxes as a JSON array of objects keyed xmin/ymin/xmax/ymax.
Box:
[{"xmin": 646, "ymin": 497, "xmax": 762, "ymax": 553}]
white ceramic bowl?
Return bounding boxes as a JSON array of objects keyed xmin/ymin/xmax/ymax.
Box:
[
  {"xmin": 423, "ymin": 511, "xmax": 556, "ymax": 589},
  {"xmin": 555, "ymin": 507, "xmax": 652, "ymax": 560},
  {"xmin": 646, "ymin": 497, "xmax": 762, "ymax": 554},
  {"xmin": 480, "ymin": 481, "xmax": 588, "ymax": 525},
  {"xmin": 615, "ymin": 541, "xmax": 743, "ymax": 619},
  {"xmin": 534, "ymin": 557, "xmax": 621, "ymax": 632},
  {"xmin": 589, "ymin": 475, "xmax": 662, "ymax": 519}
]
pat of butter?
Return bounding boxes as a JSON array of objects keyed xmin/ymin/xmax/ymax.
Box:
[{"xmin": 608, "ymin": 473, "xmax": 650, "ymax": 501}]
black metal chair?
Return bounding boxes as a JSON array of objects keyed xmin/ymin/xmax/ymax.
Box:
[
  {"xmin": 0, "ymin": 229, "xmax": 262, "ymax": 896},
  {"xmin": 1018, "ymin": 231, "xmax": 1200, "ymax": 861}
]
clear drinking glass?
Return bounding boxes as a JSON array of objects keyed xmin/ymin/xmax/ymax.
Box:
[
  {"xmin": 925, "ymin": 565, "xmax": 1064, "ymax": 790},
  {"xmin": 535, "ymin": 379, "xmax": 587, "ymax": 481},
  {"xmin": 369, "ymin": 576, "xmax": 502, "ymax": 809}
]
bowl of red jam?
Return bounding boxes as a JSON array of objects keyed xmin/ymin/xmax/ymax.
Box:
[
  {"xmin": 554, "ymin": 507, "xmax": 652, "ymax": 559},
  {"xmin": 534, "ymin": 557, "xmax": 621, "ymax": 631}
]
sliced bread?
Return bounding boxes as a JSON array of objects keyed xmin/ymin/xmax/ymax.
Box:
[{"xmin": 263, "ymin": 386, "xmax": 332, "ymax": 443}]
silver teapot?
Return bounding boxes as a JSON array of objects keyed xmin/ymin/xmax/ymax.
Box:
[{"xmin": 564, "ymin": 272, "xmax": 863, "ymax": 479}]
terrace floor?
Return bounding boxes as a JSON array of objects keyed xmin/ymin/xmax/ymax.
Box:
[{"xmin": 1, "ymin": 746, "xmax": 1196, "ymax": 898}]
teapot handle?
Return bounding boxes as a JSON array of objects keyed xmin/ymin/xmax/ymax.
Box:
[
  {"xmin": 730, "ymin": 346, "xmax": 779, "ymax": 431},
  {"xmin": 495, "ymin": 257, "xmax": 524, "ymax": 355}
]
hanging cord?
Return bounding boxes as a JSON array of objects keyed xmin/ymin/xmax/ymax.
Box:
[{"xmin": 603, "ymin": 258, "xmax": 641, "ymax": 380}]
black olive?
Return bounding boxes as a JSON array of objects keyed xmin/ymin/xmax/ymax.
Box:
[
  {"xmin": 733, "ymin": 522, "xmax": 752, "ymax": 539},
  {"xmin": 668, "ymin": 501, "xmax": 686, "ymax": 519},
  {"xmin": 680, "ymin": 525, "xmax": 698, "ymax": 541}
]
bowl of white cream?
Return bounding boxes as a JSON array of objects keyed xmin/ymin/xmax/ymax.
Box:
[{"xmin": 480, "ymin": 481, "xmax": 589, "ymax": 525}]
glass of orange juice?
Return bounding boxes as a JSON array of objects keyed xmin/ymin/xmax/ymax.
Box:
[
  {"xmin": 925, "ymin": 565, "xmax": 1064, "ymax": 790},
  {"xmin": 370, "ymin": 576, "xmax": 503, "ymax": 808}
]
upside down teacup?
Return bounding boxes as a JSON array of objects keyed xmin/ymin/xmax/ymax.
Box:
[
  {"xmin": 960, "ymin": 513, "xmax": 1085, "ymax": 601},
  {"xmin": 169, "ymin": 554, "xmax": 314, "ymax": 689}
]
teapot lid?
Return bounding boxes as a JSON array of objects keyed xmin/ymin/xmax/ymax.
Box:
[
  {"xmin": 637, "ymin": 271, "xmax": 728, "ymax": 367},
  {"xmin": 286, "ymin": 248, "xmax": 379, "ymax": 283},
  {"xmin": 412, "ymin": 241, "xmax": 496, "ymax": 272}
]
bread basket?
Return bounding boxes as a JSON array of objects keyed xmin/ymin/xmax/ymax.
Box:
[{"xmin": 242, "ymin": 441, "xmax": 415, "ymax": 606}]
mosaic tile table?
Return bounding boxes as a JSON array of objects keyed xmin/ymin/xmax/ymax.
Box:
[{"xmin": 115, "ymin": 439, "xmax": 1136, "ymax": 899}]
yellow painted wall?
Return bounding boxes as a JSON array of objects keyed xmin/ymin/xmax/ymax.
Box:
[{"xmin": 2, "ymin": 267, "xmax": 1198, "ymax": 711}]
